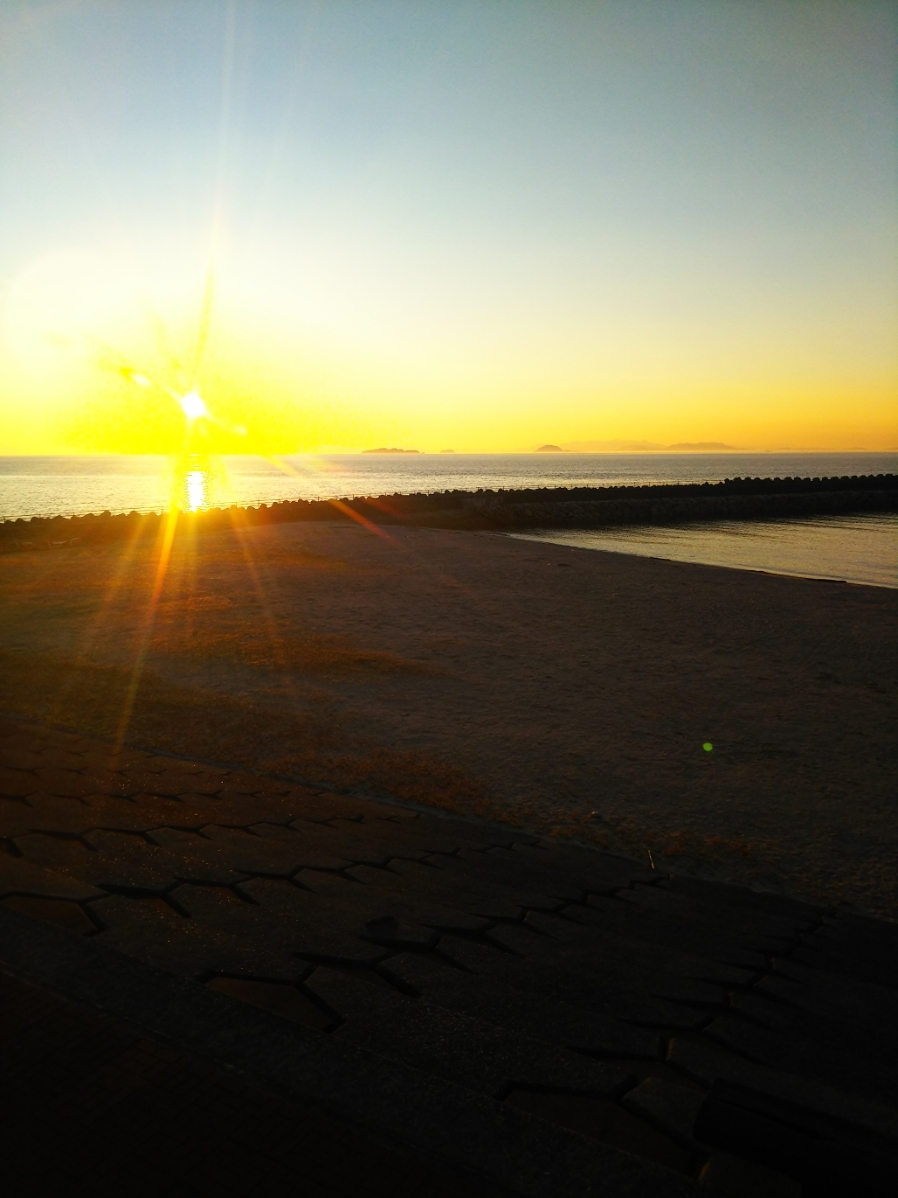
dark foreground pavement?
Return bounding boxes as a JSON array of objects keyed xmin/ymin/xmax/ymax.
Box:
[
  {"xmin": 1, "ymin": 717, "xmax": 897, "ymax": 1196},
  {"xmin": 0, "ymin": 969, "xmax": 492, "ymax": 1198}
]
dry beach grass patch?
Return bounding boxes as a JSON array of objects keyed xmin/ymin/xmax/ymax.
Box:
[{"xmin": 0, "ymin": 647, "xmax": 478, "ymax": 811}]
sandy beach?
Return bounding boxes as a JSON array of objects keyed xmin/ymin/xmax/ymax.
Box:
[{"xmin": 1, "ymin": 519, "xmax": 895, "ymax": 916}]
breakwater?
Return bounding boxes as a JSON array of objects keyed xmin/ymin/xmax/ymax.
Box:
[{"xmin": 2, "ymin": 473, "xmax": 896, "ymax": 549}]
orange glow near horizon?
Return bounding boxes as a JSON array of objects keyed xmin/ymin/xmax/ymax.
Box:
[
  {"xmin": 2, "ymin": 246, "xmax": 894, "ymax": 456},
  {"xmin": 1, "ymin": 5, "xmax": 896, "ymax": 456}
]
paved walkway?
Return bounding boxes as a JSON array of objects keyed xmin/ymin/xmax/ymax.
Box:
[{"xmin": 2, "ymin": 715, "xmax": 897, "ymax": 1196}]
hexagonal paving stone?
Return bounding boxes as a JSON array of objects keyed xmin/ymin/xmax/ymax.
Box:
[
  {"xmin": 22, "ymin": 795, "xmax": 97, "ymax": 834},
  {"xmin": 0, "ymin": 750, "xmax": 43, "ymax": 771},
  {"xmin": 2, "ymin": 894, "xmax": 96, "ymax": 935},
  {"xmin": 76, "ymin": 770, "xmax": 140, "ymax": 798},
  {"xmin": 0, "ymin": 767, "xmax": 38, "ymax": 798},
  {"xmin": 308, "ymin": 965, "xmax": 639, "ymax": 1099},
  {"xmin": 205, "ymin": 976, "xmax": 332, "ymax": 1029},
  {"xmin": 169, "ymin": 883, "xmax": 252, "ymax": 921},
  {"xmin": 506, "ymin": 1090, "xmax": 692, "ymax": 1175},
  {"xmin": 13, "ymin": 833, "xmax": 94, "ymax": 869},
  {"xmin": 0, "ymin": 806, "xmax": 36, "ymax": 839},
  {"xmin": 31, "ymin": 769, "xmax": 102, "ymax": 798},
  {"xmin": 381, "ymin": 949, "xmax": 661, "ymax": 1060},
  {"xmin": 0, "ymin": 856, "xmax": 105, "ymax": 901}
]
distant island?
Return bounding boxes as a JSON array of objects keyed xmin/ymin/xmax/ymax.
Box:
[
  {"xmin": 559, "ymin": 439, "xmax": 738, "ymax": 452},
  {"xmin": 535, "ymin": 444, "xmax": 566, "ymax": 452},
  {"xmin": 363, "ymin": 447, "xmax": 421, "ymax": 454},
  {"xmin": 440, "ymin": 449, "xmax": 456, "ymax": 454}
]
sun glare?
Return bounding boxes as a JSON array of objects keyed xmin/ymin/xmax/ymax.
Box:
[{"xmin": 179, "ymin": 391, "xmax": 208, "ymax": 421}]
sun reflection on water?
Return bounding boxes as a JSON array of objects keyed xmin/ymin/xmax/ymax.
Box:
[
  {"xmin": 171, "ymin": 456, "xmax": 217, "ymax": 513},
  {"xmin": 185, "ymin": 469, "xmax": 207, "ymax": 512}
]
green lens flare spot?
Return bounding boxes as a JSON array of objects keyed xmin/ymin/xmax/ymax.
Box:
[{"xmin": 702, "ymin": 742, "xmax": 714, "ymax": 752}]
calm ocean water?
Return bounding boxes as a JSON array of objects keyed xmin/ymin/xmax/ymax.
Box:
[
  {"xmin": 1, "ymin": 451, "xmax": 895, "ymax": 520},
  {"xmin": 2, "ymin": 452, "xmax": 895, "ymax": 587},
  {"xmin": 514, "ymin": 515, "xmax": 898, "ymax": 590}
]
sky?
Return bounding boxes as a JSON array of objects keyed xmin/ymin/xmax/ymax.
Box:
[{"xmin": 0, "ymin": 0, "xmax": 896, "ymax": 454}]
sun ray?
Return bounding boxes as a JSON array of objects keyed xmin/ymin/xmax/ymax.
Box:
[
  {"xmin": 258, "ymin": 454, "xmax": 399, "ymax": 541},
  {"xmin": 190, "ymin": 263, "xmax": 217, "ymax": 386},
  {"xmin": 59, "ymin": 512, "xmax": 159, "ymax": 708},
  {"xmin": 325, "ymin": 498, "xmax": 395, "ymax": 541},
  {"xmin": 225, "ymin": 508, "xmax": 298, "ymax": 686},
  {"xmin": 113, "ymin": 505, "xmax": 179, "ymax": 750}
]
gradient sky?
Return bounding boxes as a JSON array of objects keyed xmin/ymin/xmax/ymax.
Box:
[{"xmin": 1, "ymin": 0, "xmax": 896, "ymax": 453}]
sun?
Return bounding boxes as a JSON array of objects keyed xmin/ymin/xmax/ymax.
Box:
[{"xmin": 179, "ymin": 391, "xmax": 208, "ymax": 421}]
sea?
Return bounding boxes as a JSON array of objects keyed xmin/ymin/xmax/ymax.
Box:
[{"xmin": 1, "ymin": 451, "xmax": 895, "ymax": 588}]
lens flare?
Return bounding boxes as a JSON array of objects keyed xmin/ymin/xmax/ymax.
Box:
[{"xmin": 122, "ymin": 369, "xmax": 151, "ymax": 388}]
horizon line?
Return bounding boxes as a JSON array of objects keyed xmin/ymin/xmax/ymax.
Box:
[{"xmin": 1, "ymin": 447, "xmax": 897, "ymax": 458}]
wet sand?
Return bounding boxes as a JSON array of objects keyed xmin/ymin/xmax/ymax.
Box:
[{"xmin": 1, "ymin": 520, "xmax": 895, "ymax": 915}]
